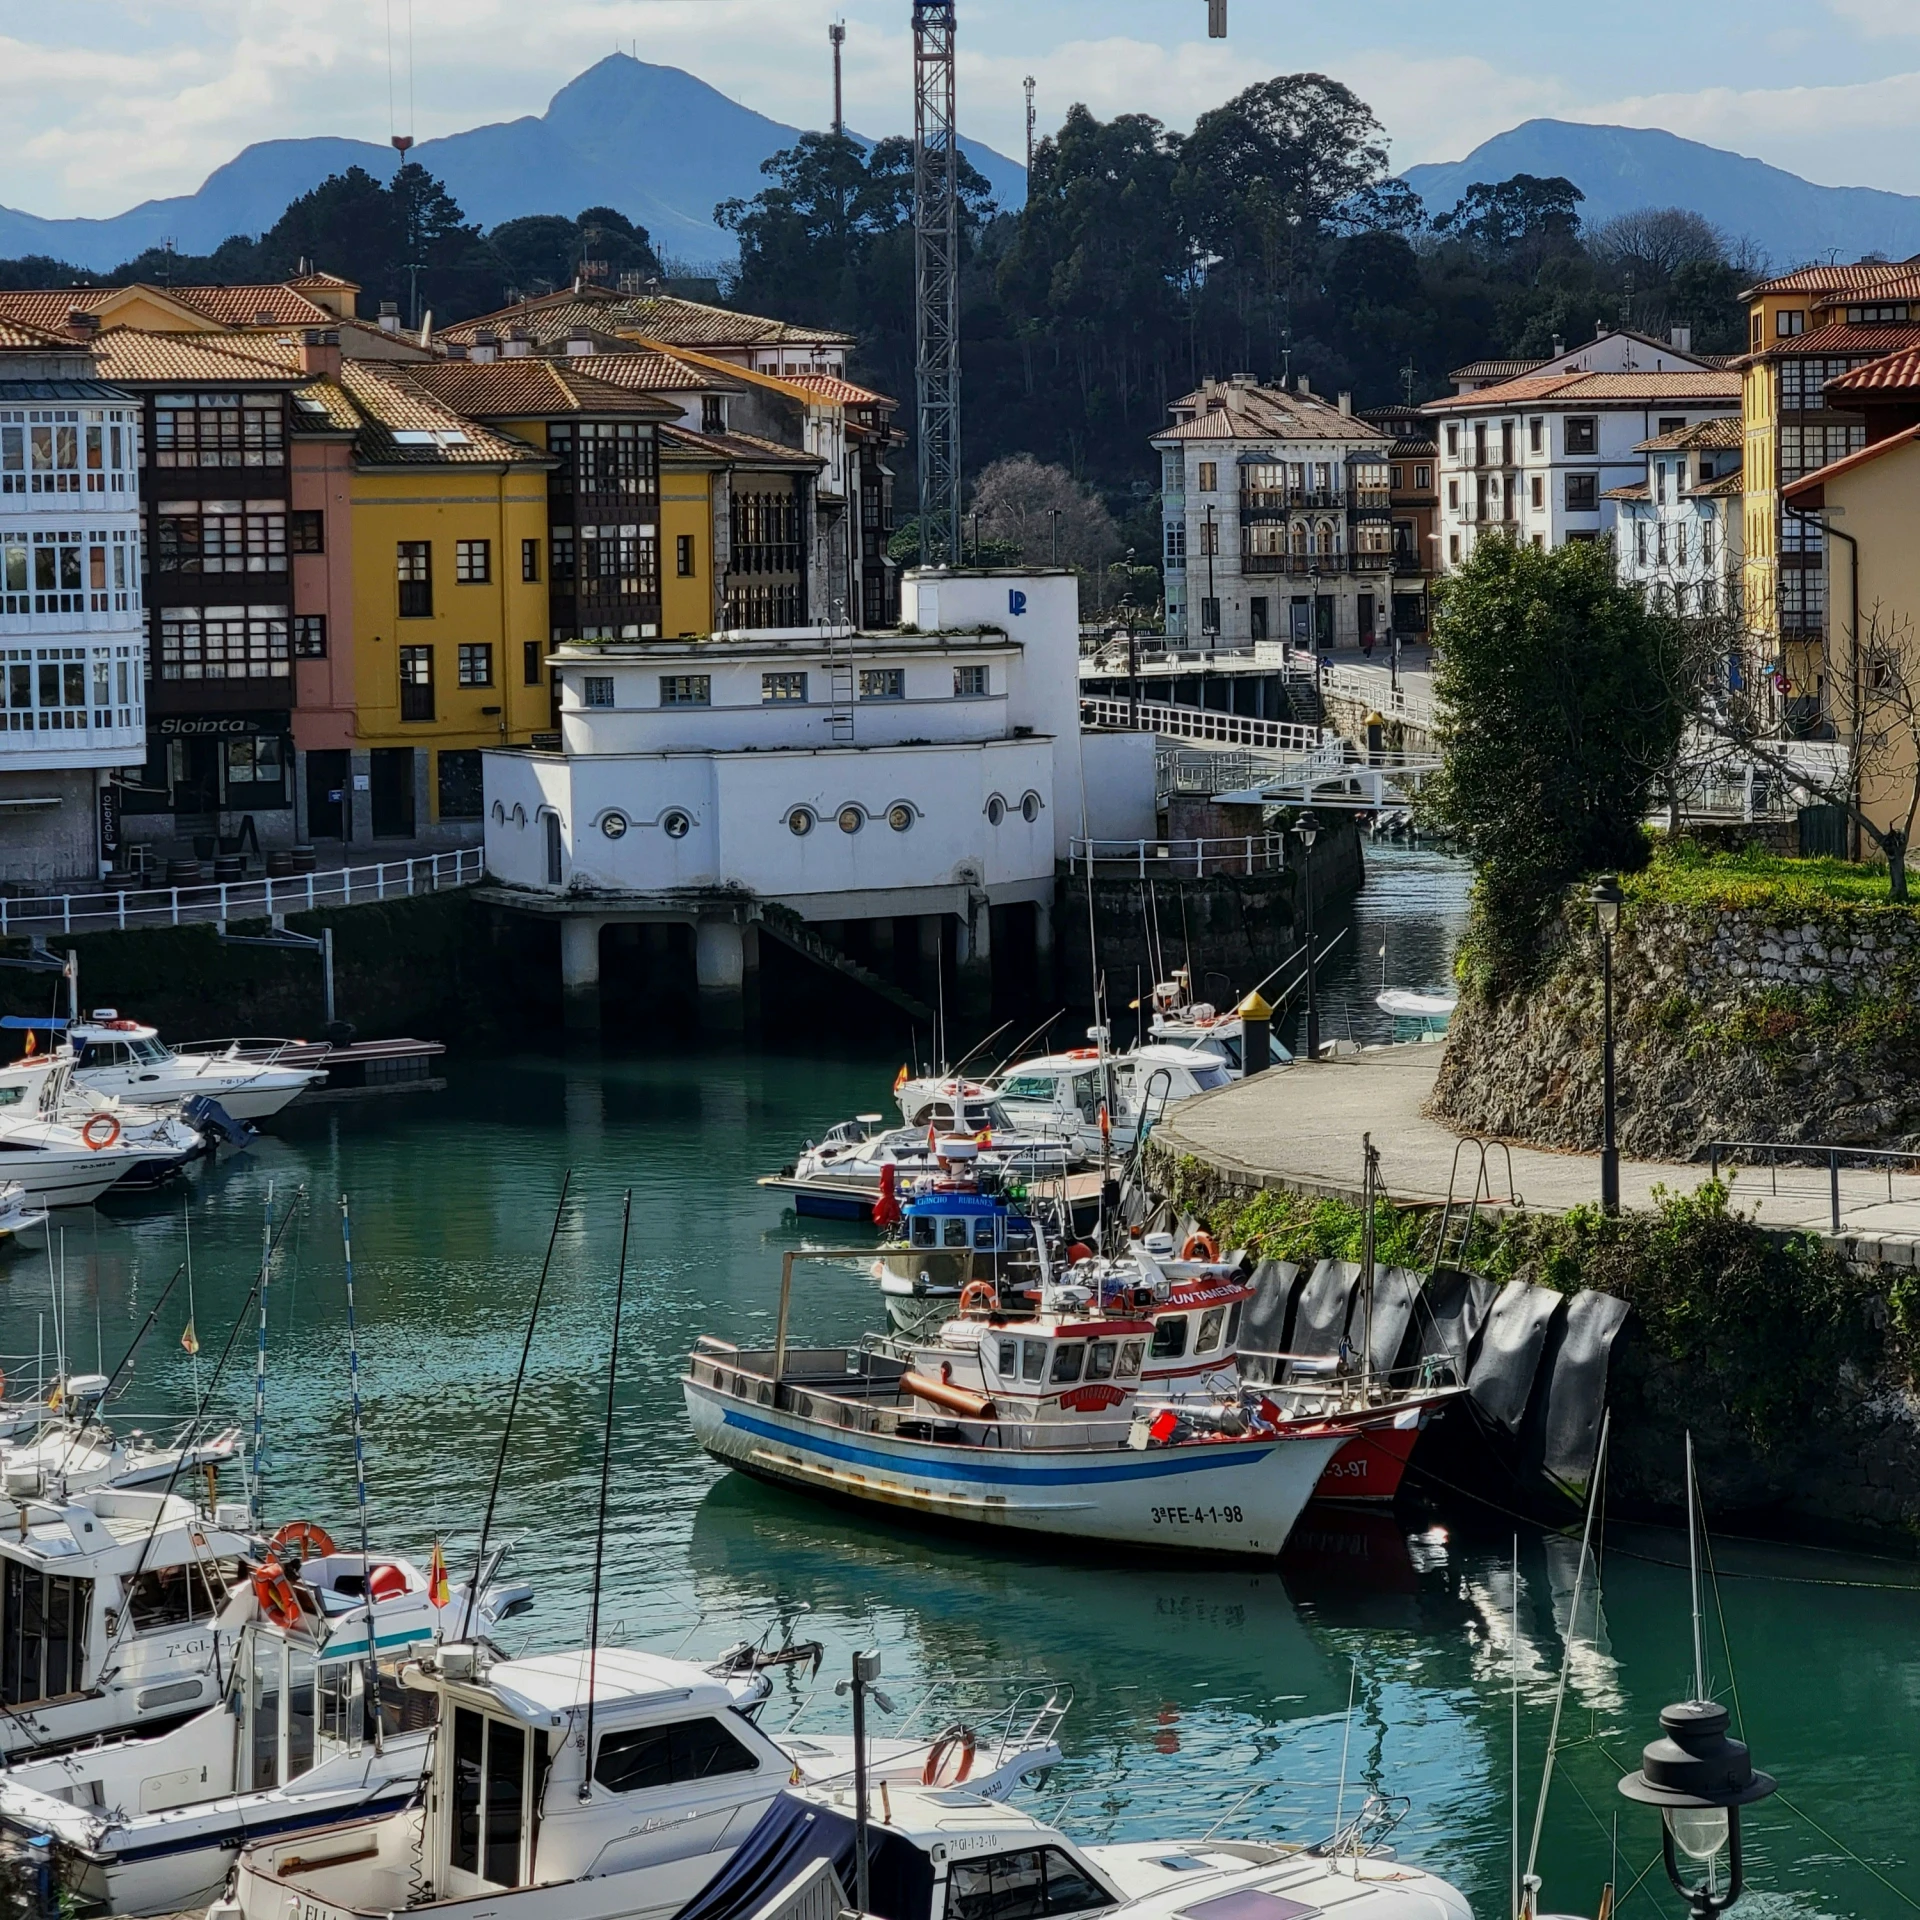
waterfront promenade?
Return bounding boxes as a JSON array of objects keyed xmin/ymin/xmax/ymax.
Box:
[{"xmin": 1155, "ymin": 1044, "xmax": 1920, "ymax": 1256}]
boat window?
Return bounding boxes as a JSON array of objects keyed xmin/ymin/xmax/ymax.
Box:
[
  {"xmin": 1195, "ymin": 1308, "xmax": 1226, "ymax": 1355},
  {"xmin": 1117, "ymin": 1341, "xmax": 1144, "ymax": 1379},
  {"xmin": 379, "ymin": 1663, "xmax": 439, "ymax": 1736},
  {"xmin": 1191, "ymin": 1066, "xmax": 1231, "ymax": 1091},
  {"xmin": 486, "ymin": 1717, "xmax": 527, "ymax": 1885},
  {"xmin": 1070, "ymin": 1073, "xmax": 1098, "ymax": 1117},
  {"xmin": 451, "ymin": 1705, "xmax": 484, "ymax": 1875},
  {"xmin": 973, "ymin": 1218, "xmax": 999, "ymax": 1249},
  {"xmin": 79, "ymin": 1041, "xmax": 130, "ymax": 1067},
  {"xmin": 318, "ymin": 1660, "xmax": 362, "ymax": 1749},
  {"xmin": 947, "ymin": 1846, "xmax": 1111, "ymax": 1920},
  {"xmin": 594, "ymin": 1716, "xmax": 761, "ymax": 1793},
  {"xmin": 288, "ymin": 1642, "xmax": 317, "ymax": 1779},
  {"xmin": 1, "ymin": 1566, "xmax": 91, "ymax": 1706},
  {"xmin": 0, "ymin": 1088, "xmax": 21, "ymax": 1108},
  {"xmin": 940, "ymin": 1217, "xmax": 968, "ymax": 1248},
  {"xmin": 1086, "ymin": 1341, "xmax": 1116, "ymax": 1381},
  {"xmin": 1048, "ymin": 1343, "xmax": 1084, "ymax": 1385},
  {"xmin": 996, "ymin": 1339, "xmax": 1018, "ymax": 1377},
  {"xmin": 250, "ymin": 1643, "xmax": 282, "ymax": 1790},
  {"xmin": 1150, "ymin": 1316, "xmax": 1189, "ymax": 1359},
  {"xmin": 450, "ymin": 1705, "xmax": 538, "ymax": 1887},
  {"xmin": 1021, "ymin": 1342, "xmax": 1045, "ymax": 1383},
  {"xmin": 965, "ymin": 1106, "xmax": 994, "ymax": 1130},
  {"xmin": 124, "ymin": 1560, "xmax": 227, "ymax": 1630},
  {"xmin": 997, "ymin": 1075, "xmax": 1056, "ymax": 1102},
  {"xmin": 1225, "ymin": 1301, "xmax": 1243, "ymax": 1348},
  {"xmin": 911, "ymin": 1216, "xmax": 938, "ymax": 1248},
  {"xmin": 131, "ymin": 1037, "xmax": 170, "ymax": 1064}
]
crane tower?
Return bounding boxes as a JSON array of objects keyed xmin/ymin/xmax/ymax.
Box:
[{"xmin": 913, "ymin": 1, "xmax": 961, "ymax": 569}]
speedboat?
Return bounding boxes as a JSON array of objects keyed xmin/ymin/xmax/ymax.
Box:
[
  {"xmin": 0, "ymin": 1057, "xmax": 209, "ymax": 1190},
  {"xmin": 0, "ymin": 1179, "xmax": 47, "ymax": 1248},
  {"xmin": 0, "ymin": 1084, "xmax": 176, "ymax": 1208},
  {"xmin": 63, "ymin": 1011, "xmax": 326, "ymax": 1121},
  {"xmin": 0, "ymin": 1531, "xmax": 534, "ymax": 1914},
  {"xmin": 213, "ymin": 1643, "xmax": 1069, "ymax": 1920},
  {"xmin": 216, "ymin": 1714, "xmax": 1464, "ymax": 1920},
  {"xmin": 0, "ymin": 1372, "xmax": 240, "ymax": 1496},
  {"xmin": 1375, "ymin": 988, "xmax": 1456, "ymax": 1041}
]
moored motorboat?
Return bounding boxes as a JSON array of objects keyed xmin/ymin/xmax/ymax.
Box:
[
  {"xmin": 0, "ymin": 1178, "xmax": 47, "ymax": 1248},
  {"xmin": 59, "ymin": 1011, "xmax": 326, "ymax": 1121}
]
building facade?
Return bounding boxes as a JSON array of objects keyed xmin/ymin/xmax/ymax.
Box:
[
  {"xmin": 1606, "ymin": 418, "xmax": 1744, "ymax": 617},
  {"xmin": 0, "ymin": 324, "xmax": 146, "ymax": 885},
  {"xmin": 1153, "ymin": 376, "xmax": 1397, "ymax": 651},
  {"xmin": 1360, "ymin": 405, "xmax": 1436, "ymax": 640}
]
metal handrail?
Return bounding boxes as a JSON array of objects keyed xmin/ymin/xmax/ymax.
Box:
[
  {"xmin": 0, "ymin": 847, "xmax": 484, "ymax": 937},
  {"xmin": 1079, "ymin": 695, "xmax": 1323, "ymax": 754},
  {"xmin": 1705, "ymin": 1138, "xmax": 1920, "ymax": 1233},
  {"xmin": 1068, "ymin": 835, "xmax": 1288, "ymax": 877}
]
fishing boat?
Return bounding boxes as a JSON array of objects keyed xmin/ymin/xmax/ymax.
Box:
[
  {"xmin": 0, "ymin": 1530, "xmax": 533, "ymax": 1915},
  {"xmin": 211, "ymin": 1642, "xmax": 1069, "ymax": 1920},
  {"xmin": 685, "ymin": 1240, "xmax": 1351, "ymax": 1558},
  {"xmin": 0, "ymin": 1372, "xmax": 240, "ymax": 1496},
  {"xmin": 218, "ymin": 1741, "xmax": 1467, "ymax": 1920}
]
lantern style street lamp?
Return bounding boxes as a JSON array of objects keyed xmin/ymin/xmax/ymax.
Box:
[
  {"xmin": 1296, "ymin": 810, "xmax": 1321, "ymax": 1062},
  {"xmin": 1618, "ymin": 1698, "xmax": 1775, "ymax": 1918},
  {"xmin": 1590, "ymin": 874, "xmax": 1624, "ymax": 1212}
]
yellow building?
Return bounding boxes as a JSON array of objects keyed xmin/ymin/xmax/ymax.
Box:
[
  {"xmin": 1738, "ymin": 259, "xmax": 1920, "ymax": 729},
  {"xmin": 658, "ymin": 440, "xmax": 722, "ymax": 637}
]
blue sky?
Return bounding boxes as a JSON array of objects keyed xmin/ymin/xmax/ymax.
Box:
[{"xmin": 1, "ymin": 0, "xmax": 1918, "ymax": 217}]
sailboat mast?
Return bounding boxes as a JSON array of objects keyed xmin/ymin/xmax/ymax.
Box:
[
  {"xmin": 339, "ymin": 1195, "xmax": 380, "ymax": 1742},
  {"xmin": 580, "ymin": 1191, "xmax": 633, "ymax": 1801},
  {"xmin": 1359, "ymin": 1134, "xmax": 1376, "ymax": 1405},
  {"xmin": 250, "ymin": 1181, "xmax": 274, "ymax": 1528}
]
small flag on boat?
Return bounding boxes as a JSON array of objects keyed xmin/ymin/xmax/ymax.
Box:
[
  {"xmin": 46, "ymin": 1379, "xmax": 62, "ymax": 1410},
  {"xmin": 894, "ymin": 1064, "xmax": 908, "ymax": 1091},
  {"xmin": 21, "ymin": 1030, "xmax": 35, "ymax": 1058},
  {"xmin": 428, "ymin": 1540, "xmax": 450, "ymax": 1608},
  {"xmin": 181, "ymin": 1319, "xmax": 200, "ymax": 1356}
]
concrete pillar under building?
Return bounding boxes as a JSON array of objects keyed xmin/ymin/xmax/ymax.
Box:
[
  {"xmin": 869, "ymin": 916, "xmax": 896, "ymax": 976},
  {"xmin": 917, "ymin": 913, "xmax": 943, "ymax": 995},
  {"xmin": 348, "ymin": 750, "xmax": 374, "ymax": 850},
  {"xmin": 1034, "ymin": 896, "xmax": 1056, "ymax": 1000},
  {"xmin": 696, "ymin": 917, "xmax": 746, "ymax": 1027},
  {"xmin": 955, "ymin": 896, "xmax": 992, "ymax": 1022},
  {"xmin": 560, "ymin": 915, "xmax": 604, "ymax": 1030}
]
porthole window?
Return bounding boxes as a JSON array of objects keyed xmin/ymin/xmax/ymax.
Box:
[
  {"xmin": 887, "ymin": 803, "xmax": 914, "ymax": 833},
  {"xmin": 787, "ymin": 807, "xmax": 815, "ymax": 837},
  {"xmin": 838, "ymin": 805, "xmax": 864, "ymax": 834},
  {"xmin": 985, "ymin": 795, "xmax": 1006, "ymax": 826},
  {"xmin": 1021, "ymin": 791, "xmax": 1043, "ymax": 824},
  {"xmin": 601, "ymin": 811, "xmax": 628, "ymax": 840},
  {"xmin": 662, "ymin": 809, "xmax": 692, "ymax": 840}
]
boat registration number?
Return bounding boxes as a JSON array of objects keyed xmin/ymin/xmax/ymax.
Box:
[{"xmin": 1151, "ymin": 1504, "xmax": 1244, "ymax": 1525}]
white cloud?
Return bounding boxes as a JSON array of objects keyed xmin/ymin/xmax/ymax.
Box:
[{"xmin": 1823, "ymin": 0, "xmax": 1920, "ymax": 37}]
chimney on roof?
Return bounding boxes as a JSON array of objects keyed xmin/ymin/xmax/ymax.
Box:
[
  {"xmin": 65, "ymin": 308, "xmax": 99, "ymax": 340},
  {"xmin": 378, "ymin": 301, "xmax": 401, "ymax": 333},
  {"xmin": 566, "ymin": 335, "xmax": 594, "ymax": 359},
  {"xmin": 1596, "ymin": 318, "xmax": 1608, "ymax": 339},
  {"xmin": 1338, "ymin": 391, "xmax": 1352, "ymax": 415},
  {"xmin": 1552, "ymin": 334, "xmax": 1564, "ymax": 358},
  {"xmin": 443, "ymin": 340, "xmax": 468, "ymax": 360},
  {"xmin": 1670, "ymin": 324, "xmax": 1693, "ymax": 353},
  {"xmin": 470, "ymin": 330, "xmax": 498, "ymax": 364},
  {"xmin": 1295, "ymin": 375, "xmax": 1310, "ymax": 395},
  {"xmin": 503, "ymin": 327, "xmax": 532, "ymax": 358},
  {"xmin": 252, "ymin": 308, "xmax": 278, "ymax": 327},
  {"xmin": 297, "ymin": 326, "xmax": 341, "ymax": 378}
]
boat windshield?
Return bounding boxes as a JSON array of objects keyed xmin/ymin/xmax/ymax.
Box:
[
  {"xmin": 996, "ymin": 1074, "xmax": 1060, "ymax": 1102},
  {"xmin": 130, "ymin": 1037, "xmax": 171, "ymax": 1064}
]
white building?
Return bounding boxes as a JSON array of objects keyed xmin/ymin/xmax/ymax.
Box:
[
  {"xmin": 481, "ymin": 568, "xmax": 1149, "ymax": 1021},
  {"xmin": 1423, "ymin": 329, "xmax": 1740, "ymax": 572},
  {"xmin": 1153, "ymin": 376, "xmax": 1397, "ymax": 651},
  {"xmin": 1606, "ymin": 418, "xmax": 1744, "ymax": 617},
  {"xmin": 0, "ymin": 323, "xmax": 146, "ymax": 886}
]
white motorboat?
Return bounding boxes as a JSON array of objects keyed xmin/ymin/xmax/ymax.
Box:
[
  {"xmin": 64, "ymin": 1011, "xmax": 326, "ymax": 1121},
  {"xmin": 0, "ymin": 1372, "xmax": 241, "ymax": 1497},
  {"xmin": 0, "ymin": 1057, "xmax": 209, "ymax": 1190},
  {"xmin": 0, "ymin": 1090, "xmax": 175, "ymax": 1208},
  {"xmin": 1375, "ymin": 988, "xmax": 1456, "ymax": 1041},
  {"xmin": 0, "ymin": 1179, "xmax": 47, "ymax": 1248},
  {"xmin": 218, "ymin": 1735, "xmax": 1466, "ymax": 1920},
  {"xmin": 0, "ymin": 1535, "xmax": 534, "ymax": 1915}
]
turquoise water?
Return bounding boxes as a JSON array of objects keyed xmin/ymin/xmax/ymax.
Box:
[{"xmin": 2, "ymin": 849, "xmax": 1914, "ymax": 1920}]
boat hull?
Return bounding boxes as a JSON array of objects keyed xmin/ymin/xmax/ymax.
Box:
[
  {"xmin": 1311, "ymin": 1418, "xmax": 1421, "ymax": 1504},
  {"xmin": 683, "ymin": 1375, "xmax": 1342, "ymax": 1558}
]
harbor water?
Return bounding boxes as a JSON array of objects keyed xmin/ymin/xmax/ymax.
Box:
[{"xmin": 2, "ymin": 847, "xmax": 1913, "ymax": 1919}]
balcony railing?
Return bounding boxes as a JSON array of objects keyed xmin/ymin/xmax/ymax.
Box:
[{"xmin": 1069, "ymin": 834, "xmax": 1288, "ymax": 877}]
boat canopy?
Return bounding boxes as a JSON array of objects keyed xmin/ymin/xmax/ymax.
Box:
[{"xmin": 672, "ymin": 1791, "xmax": 934, "ymax": 1920}]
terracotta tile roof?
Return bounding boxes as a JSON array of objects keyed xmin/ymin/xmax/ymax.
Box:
[
  {"xmin": 335, "ymin": 362, "xmax": 551, "ymax": 466},
  {"xmin": 1782, "ymin": 421, "xmax": 1920, "ymax": 502},
  {"xmin": 0, "ymin": 318, "xmax": 74, "ymax": 350},
  {"xmin": 1603, "ymin": 482, "xmax": 1651, "ymax": 502},
  {"xmin": 1694, "ymin": 472, "xmax": 1745, "ymax": 498},
  {"xmin": 1744, "ymin": 259, "xmax": 1920, "ymax": 299},
  {"xmin": 0, "ymin": 283, "xmax": 336, "ymax": 332},
  {"xmin": 661, "ymin": 424, "xmax": 821, "ymax": 469},
  {"xmin": 1423, "ymin": 369, "xmax": 1741, "ymax": 411},
  {"xmin": 403, "ymin": 358, "xmax": 680, "ymax": 421},
  {"xmin": 1741, "ymin": 321, "xmax": 1920, "ymax": 365},
  {"xmin": 554, "ymin": 350, "xmax": 743, "ymax": 393},
  {"xmin": 1449, "ymin": 356, "xmax": 1549, "ymax": 383},
  {"xmin": 1391, "ymin": 436, "xmax": 1436, "ymax": 458},
  {"xmin": 85, "ymin": 326, "xmax": 302, "ymax": 384},
  {"xmin": 284, "ymin": 270, "xmax": 359, "ymax": 292},
  {"xmin": 255, "ymin": 318, "xmax": 438, "ymax": 360},
  {"xmin": 780, "ymin": 370, "xmax": 894, "ymax": 408},
  {"xmin": 438, "ymin": 285, "xmax": 852, "ymax": 351},
  {"xmin": 1154, "ymin": 380, "xmax": 1389, "ymax": 445},
  {"xmin": 1635, "ymin": 417, "xmax": 1744, "ymax": 452},
  {"xmin": 289, "ymin": 381, "xmax": 361, "ymax": 433},
  {"xmin": 635, "ymin": 339, "xmax": 896, "ymax": 412},
  {"xmin": 1825, "ymin": 346, "xmax": 1920, "ymax": 397}
]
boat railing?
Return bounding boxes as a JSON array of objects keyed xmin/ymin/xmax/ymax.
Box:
[
  {"xmin": 1035, "ymin": 1774, "xmax": 1401, "ymax": 1851},
  {"xmin": 1233, "ymin": 1349, "xmax": 1463, "ymax": 1392},
  {"xmin": 779, "ymin": 1674, "xmax": 1074, "ymax": 1774}
]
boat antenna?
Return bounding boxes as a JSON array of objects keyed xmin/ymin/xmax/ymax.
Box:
[
  {"xmin": 1179, "ymin": 883, "xmax": 1193, "ymax": 981},
  {"xmin": 580, "ymin": 1188, "xmax": 633, "ymax": 1801},
  {"xmin": 51, "ymin": 1260, "xmax": 187, "ymax": 1482},
  {"xmin": 183, "ymin": 1191, "xmax": 201, "ymax": 1402},
  {"xmin": 935, "ymin": 933, "xmax": 947, "ymax": 1073},
  {"xmin": 461, "ymin": 1169, "xmax": 573, "ymax": 1641},
  {"xmin": 1331, "ymin": 1655, "xmax": 1357, "ymax": 1858},
  {"xmin": 1686, "ymin": 1428, "xmax": 1706, "ymax": 1700},
  {"xmin": 986, "ymin": 1010, "xmax": 1062, "ymax": 1082},
  {"xmin": 249, "ymin": 1181, "xmax": 275, "ymax": 1528},
  {"xmin": 1522, "ymin": 1411, "xmax": 1609, "ymax": 1918},
  {"xmin": 944, "ymin": 1018, "xmax": 1014, "ymax": 1086},
  {"xmin": 340, "ymin": 1194, "xmax": 382, "ymax": 1750}
]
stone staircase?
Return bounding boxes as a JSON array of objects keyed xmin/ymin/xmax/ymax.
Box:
[{"xmin": 755, "ymin": 903, "xmax": 934, "ymax": 1022}]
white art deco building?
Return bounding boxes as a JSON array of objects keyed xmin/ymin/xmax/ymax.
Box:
[{"xmin": 0, "ymin": 320, "xmax": 146, "ymax": 886}]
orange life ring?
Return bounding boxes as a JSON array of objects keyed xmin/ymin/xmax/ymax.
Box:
[
  {"xmin": 80, "ymin": 1113, "xmax": 121, "ymax": 1152},
  {"xmin": 922, "ymin": 1725, "xmax": 977, "ymax": 1787},
  {"xmin": 1066, "ymin": 1047, "xmax": 1099, "ymax": 1060},
  {"xmin": 957, "ymin": 1280, "xmax": 998, "ymax": 1319},
  {"xmin": 268, "ymin": 1519, "xmax": 336, "ymax": 1561},
  {"xmin": 1180, "ymin": 1231, "xmax": 1220, "ymax": 1262},
  {"xmin": 252, "ymin": 1561, "xmax": 302, "ymax": 1630}
]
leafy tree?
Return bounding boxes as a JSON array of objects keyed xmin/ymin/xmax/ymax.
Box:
[
  {"xmin": 1425, "ymin": 537, "xmax": 1690, "ymax": 986},
  {"xmin": 488, "ymin": 208, "xmax": 661, "ymax": 301},
  {"xmin": 1434, "ymin": 174, "xmax": 1584, "ymax": 255}
]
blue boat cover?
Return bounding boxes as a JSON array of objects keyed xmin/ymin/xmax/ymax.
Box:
[
  {"xmin": 672, "ymin": 1792, "xmax": 935, "ymax": 1920},
  {"xmin": 0, "ymin": 1015, "xmax": 67, "ymax": 1030}
]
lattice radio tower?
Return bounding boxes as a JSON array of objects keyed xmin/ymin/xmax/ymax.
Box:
[{"xmin": 913, "ymin": 1, "xmax": 961, "ymax": 569}]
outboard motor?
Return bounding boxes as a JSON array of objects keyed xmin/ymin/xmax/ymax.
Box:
[{"xmin": 181, "ymin": 1094, "xmax": 254, "ymax": 1148}]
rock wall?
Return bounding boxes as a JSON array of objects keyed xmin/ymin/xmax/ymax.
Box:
[{"xmin": 1433, "ymin": 894, "xmax": 1920, "ymax": 1157}]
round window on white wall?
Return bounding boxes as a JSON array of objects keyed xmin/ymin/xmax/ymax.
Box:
[
  {"xmin": 661, "ymin": 809, "xmax": 692, "ymax": 840},
  {"xmin": 787, "ymin": 807, "xmax": 815, "ymax": 836},
  {"xmin": 887, "ymin": 803, "xmax": 914, "ymax": 833},
  {"xmin": 838, "ymin": 805, "xmax": 864, "ymax": 834},
  {"xmin": 985, "ymin": 795, "xmax": 1006, "ymax": 826},
  {"xmin": 1021, "ymin": 791, "xmax": 1043, "ymax": 824},
  {"xmin": 600, "ymin": 811, "xmax": 628, "ymax": 840}
]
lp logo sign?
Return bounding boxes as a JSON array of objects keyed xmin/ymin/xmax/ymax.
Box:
[{"xmin": 1008, "ymin": 589, "xmax": 1028, "ymax": 617}]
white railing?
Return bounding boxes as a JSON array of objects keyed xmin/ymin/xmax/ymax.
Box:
[
  {"xmin": 1157, "ymin": 738, "xmax": 1353, "ymax": 802},
  {"xmin": 1080, "ymin": 695, "xmax": 1322, "ymax": 753},
  {"xmin": 0, "ymin": 847, "xmax": 484, "ymax": 938},
  {"xmin": 1282, "ymin": 648, "xmax": 1438, "ymax": 730},
  {"xmin": 1068, "ymin": 834, "xmax": 1288, "ymax": 877}
]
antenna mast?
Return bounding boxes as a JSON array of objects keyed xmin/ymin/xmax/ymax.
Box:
[
  {"xmin": 830, "ymin": 21, "xmax": 846, "ymax": 137},
  {"xmin": 1024, "ymin": 76, "xmax": 1036, "ymax": 177},
  {"xmin": 914, "ymin": 0, "xmax": 961, "ymax": 568}
]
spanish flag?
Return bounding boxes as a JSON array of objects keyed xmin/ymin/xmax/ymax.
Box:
[
  {"xmin": 427, "ymin": 1540, "xmax": 450, "ymax": 1609},
  {"xmin": 46, "ymin": 1380, "xmax": 62, "ymax": 1410},
  {"xmin": 22, "ymin": 1030, "xmax": 35, "ymax": 1059},
  {"xmin": 181, "ymin": 1320, "xmax": 200, "ymax": 1357},
  {"xmin": 893, "ymin": 1064, "xmax": 908, "ymax": 1092}
]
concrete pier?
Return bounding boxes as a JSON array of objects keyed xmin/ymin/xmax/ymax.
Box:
[
  {"xmin": 559, "ymin": 915, "xmax": 603, "ymax": 1030},
  {"xmin": 696, "ymin": 917, "xmax": 746, "ymax": 1026},
  {"xmin": 955, "ymin": 896, "xmax": 992, "ymax": 1019}
]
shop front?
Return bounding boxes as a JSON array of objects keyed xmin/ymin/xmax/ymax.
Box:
[{"xmin": 119, "ymin": 706, "xmax": 295, "ymax": 860}]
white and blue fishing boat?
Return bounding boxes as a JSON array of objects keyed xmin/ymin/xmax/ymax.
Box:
[{"xmin": 684, "ymin": 1246, "xmax": 1348, "ymax": 1559}]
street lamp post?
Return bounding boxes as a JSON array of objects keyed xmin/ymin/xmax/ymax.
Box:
[
  {"xmin": 1591, "ymin": 874, "xmax": 1624, "ymax": 1212},
  {"xmin": 1296, "ymin": 810, "xmax": 1321, "ymax": 1061}
]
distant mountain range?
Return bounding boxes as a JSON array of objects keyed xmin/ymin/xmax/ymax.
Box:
[
  {"xmin": 0, "ymin": 55, "xmax": 1027, "ymax": 273},
  {"xmin": 1403, "ymin": 120, "xmax": 1920, "ymax": 271}
]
